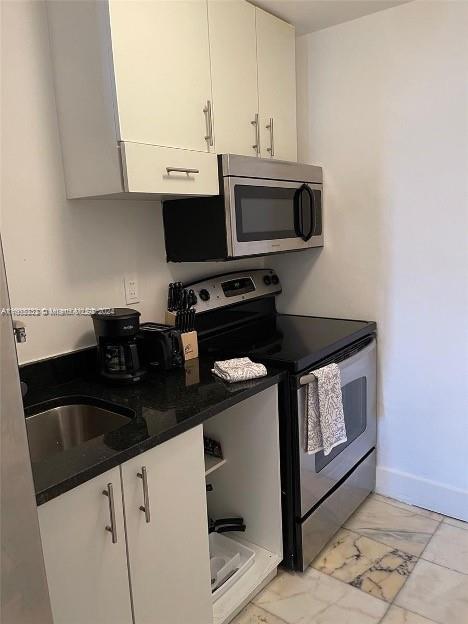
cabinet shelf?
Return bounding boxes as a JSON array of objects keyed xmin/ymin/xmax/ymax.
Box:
[
  {"xmin": 212, "ymin": 539, "xmax": 281, "ymax": 624},
  {"xmin": 205, "ymin": 454, "xmax": 227, "ymax": 477}
]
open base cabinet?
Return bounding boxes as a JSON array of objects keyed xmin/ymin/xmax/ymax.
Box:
[{"xmin": 204, "ymin": 385, "xmax": 283, "ymax": 624}]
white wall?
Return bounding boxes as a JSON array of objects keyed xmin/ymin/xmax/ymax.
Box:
[
  {"xmin": 0, "ymin": 0, "xmax": 261, "ymax": 365},
  {"xmin": 272, "ymin": 0, "xmax": 468, "ymax": 519}
]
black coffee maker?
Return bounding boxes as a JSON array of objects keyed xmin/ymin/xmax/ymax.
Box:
[{"xmin": 91, "ymin": 308, "xmax": 146, "ymax": 383}]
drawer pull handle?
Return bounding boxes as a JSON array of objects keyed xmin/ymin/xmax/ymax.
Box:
[
  {"xmin": 166, "ymin": 167, "xmax": 200, "ymax": 175},
  {"xmin": 102, "ymin": 483, "xmax": 117, "ymax": 543},
  {"xmin": 137, "ymin": 466, "xmax": 151, "ymax": 523}
]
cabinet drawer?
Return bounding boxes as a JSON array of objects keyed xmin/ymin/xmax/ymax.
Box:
[
  {"xmin": 300, "ymin": 450, "xmax": 376, "ymax": 571},
  {"xmin": 121, "ymin": 142, "xmax": 218, "ymax": 196}
]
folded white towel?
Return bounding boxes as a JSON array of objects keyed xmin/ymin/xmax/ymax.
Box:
[
  {"xmin": 305, "ymin": 363, "xmax": 347, "ymax": 456},
  {"xmin": 212, "ymin": 357, "xmax": 267, "ymax": 383}
]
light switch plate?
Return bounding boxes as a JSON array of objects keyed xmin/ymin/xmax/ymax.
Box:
[{"xmin": 124, "ymin": 274, "xmax": 139, "ymax": 304}]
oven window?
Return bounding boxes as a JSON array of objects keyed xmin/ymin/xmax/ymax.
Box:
[
  {"xmin": 234, "ymin": 185, "xmax": 297, "ymax": 241},
  {"xmin": 315, "ymin": 377, "xmax": 367, "ymax": 472}
]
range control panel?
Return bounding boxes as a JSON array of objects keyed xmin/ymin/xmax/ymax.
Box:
[{"xmin": 186, "ymin": 269, "xmax": 281, "ymax": 314}]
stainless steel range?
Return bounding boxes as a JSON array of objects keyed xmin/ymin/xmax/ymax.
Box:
[{"xmin": 190, "ymin": 268, "xmax": 377, "ymax": 571}]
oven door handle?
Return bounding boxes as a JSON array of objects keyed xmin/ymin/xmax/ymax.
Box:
[
  {"xmin": 294, "ymin": 184, "xmax": 315, "ymax": 242},
  {"xmin": 299, "ymin": 337, "xmax": 376, "ymax": 386}
]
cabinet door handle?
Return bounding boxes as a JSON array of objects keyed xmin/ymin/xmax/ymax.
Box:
[
  {"xmin": 166, "ymin": 167, "xmax": 199, "ymax": 175},
  {"xmin": 137, "ymin": 466, "xmax": 151, "ymax": 523},
  {"xmin": 251, "ymin": 113, "xmax": 260, "ymax": 156},
  {"xmin": 266, "ymin": 117, "xmax": 274, "ymax": 157},
  {"xmin": 203, "ymin": 100, "xmax": 214, "ymax": 148},
  {"xmin": 102, "ymin": 483, "xmax": 117, "ymax": 543}
]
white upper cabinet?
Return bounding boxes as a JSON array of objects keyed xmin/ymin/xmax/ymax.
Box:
[
  {"xmin": 256, "ymin": 8, "xmax": 297, "ymax": 161},
  {"xmin": 108, "ymin": 0, "xmax": 213, "ymax": 152},
  {"xmin": 208, "ymin": 0, "xmax": 259, "ymax": 157},
  {"xmin": 47, "ymin": 0, "xmax": 217, "ymax": 198},
  {"xmin": 47, "ymin": 0, "xmax": 297, "ymax": 198},
  {"xmin": 207, "ymin": 0, "xmax": 297, "ymax": 161}
]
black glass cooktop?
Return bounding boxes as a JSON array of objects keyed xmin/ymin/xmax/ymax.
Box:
[{"xmin": 200, "ymin": 313, "xmax": 376, "ymax": 373}]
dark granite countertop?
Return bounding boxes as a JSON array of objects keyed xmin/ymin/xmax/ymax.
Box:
[{"xmin": 22, "ymin": 355, "xmax": 284, "ymax": 506}]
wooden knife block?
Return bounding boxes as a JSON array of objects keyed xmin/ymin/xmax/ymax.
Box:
[
  {"xmin": 165, "ymin": 310, "xmax": 198, "ymax": 361},
  {"xmin": 180, "ymin": 331, "xmax": 198, "ymax": 361}
]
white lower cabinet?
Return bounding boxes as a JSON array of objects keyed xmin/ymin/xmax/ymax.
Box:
[
  {"xmin": 121, "ymin": 426, "xmax": 213, "ymax": 624},
  {"xmin": 38, "ymin": 394, "xmax": 282, "ymax": 624},
  {"xmin": 38, "ymin": 426, "xmax": 212, "ymax": 624},
  {"xmin": 38, "ymin": 466, "xmax": 132, "ymax": 624}
]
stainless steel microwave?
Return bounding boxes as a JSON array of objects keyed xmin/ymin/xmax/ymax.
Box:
[{"xmin": 162, "ymin": 154, "xmax": 323, "ymax": 261}]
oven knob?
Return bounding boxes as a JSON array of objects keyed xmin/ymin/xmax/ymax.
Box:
[
  {"xmin": 199, "ymin": 289, "xmax": 210, "ymax": 302},
  {"xmin": 271, "ymin": 275, "xmax": 279, "ymax": 285},
  {"xmin": 263, "ymin": 275, "xmax": 272, "ymax": 285}
]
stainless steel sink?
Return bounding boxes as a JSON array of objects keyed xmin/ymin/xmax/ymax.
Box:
[{"xmin": 26, "ymin": 404, "xmax": 132, "ymax": 463}]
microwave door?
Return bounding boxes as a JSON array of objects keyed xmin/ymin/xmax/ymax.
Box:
[{"xmin": 226, "ymin": 177, "xmax": 323, "ymax": 258}]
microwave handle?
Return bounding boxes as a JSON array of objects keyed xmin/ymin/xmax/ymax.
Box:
[{"xmin": 294, "ymin": 184, "xmax": 315, "ymax": 241}]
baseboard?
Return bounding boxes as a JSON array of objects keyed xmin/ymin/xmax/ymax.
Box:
[{"xmin": 376, "ymin": 466, "xmax": 468, "ymax": 521}]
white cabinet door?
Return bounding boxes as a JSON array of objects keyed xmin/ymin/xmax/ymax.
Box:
[
  {"xmin": 38, "ymin": 468, "xmax": 132, "ymax": 624},
  {"xmin": 108, "ymin": 0, "xmax": 213, "ymax": 152},
  {"xmin": 208, "ymin": 0, "xmax": 259, "ymax": 156},
  {"xmin": 121, "ymin": 426, "xmax": 213, "ymax": 624},
  {"xmin": 256, "ymin": 8, "xmax": 297, "ymax": 161}
]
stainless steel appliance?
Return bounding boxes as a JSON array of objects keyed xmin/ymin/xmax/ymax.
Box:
[
  {"xmin": 189, "ymin": 268, "xmax": 376, "ymax": 571},
  {"xmin": 162, "ymin": 155, "xmax": 323, "ymax": 261},
  {"xmin": 294, "ymin": 336, "xmax": 376, "ymax": 568},
  {"xmin": 0, "ymin": 237, "xmax": 54, "ymax": 624}
]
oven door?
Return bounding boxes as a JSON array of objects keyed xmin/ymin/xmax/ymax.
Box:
[
  {"xmin": 225, "ymin": 177, "xmax": 323, "ymax": 257},
  {"xmin": 296, "ymin": 337, "xmax": 376, "ymax": 518}
]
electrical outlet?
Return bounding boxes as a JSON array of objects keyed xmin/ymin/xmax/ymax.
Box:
[{"xmin": 124, "ymin": 274, "xmax": 139, "ymax": 304}]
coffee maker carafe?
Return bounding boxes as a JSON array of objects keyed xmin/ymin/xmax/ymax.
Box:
[{"xmin": 91, "ymin": 308, "xmax": 146, "ymax": 383}]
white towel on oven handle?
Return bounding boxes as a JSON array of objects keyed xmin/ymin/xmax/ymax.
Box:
[{"xmin": 305, "ymin": 363, "xmax": 347, "ymax": 456}]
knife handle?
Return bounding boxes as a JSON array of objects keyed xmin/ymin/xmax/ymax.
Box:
[
  {"xmin": 168, "ymin": 283, "xmax": 173, "ymax": 311},
  {"xmin": 188, "ymin": 289, "xmax": 196, "ymax": 308}
]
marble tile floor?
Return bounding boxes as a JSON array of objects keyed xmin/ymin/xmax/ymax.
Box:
[{"xmin": 232, "ymin": 493, "xmax": 468, "ymax": 624}]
